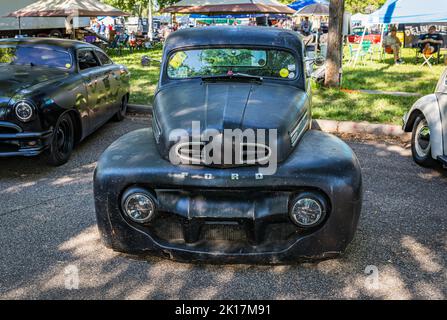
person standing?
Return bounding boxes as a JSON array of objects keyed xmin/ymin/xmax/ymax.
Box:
[
  {"xmin": 300, "ymin": 17, "xmax": 312, "ymax": 36},
  {"xmin": 99, "ymin": 22, "xmax": 106, "ymax": 35}
]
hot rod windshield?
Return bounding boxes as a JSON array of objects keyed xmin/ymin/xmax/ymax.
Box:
[
  {"xmin": 0, "ymin": 45, "xmax": 73, "ymax": 71},
  {"xmin": 167, "ymin": 48, "xmax": 299, "ymax": 80}
]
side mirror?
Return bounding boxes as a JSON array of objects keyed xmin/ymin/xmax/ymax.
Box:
[
  {"xmin": 304, "ymin": 56, "xmax": 326, "ymax": 77},
  {"xmin": 305, "ymin": 56, "xmax": 325, "ymax": 67},
  {"xmin": 141, "ymin": 55, "xmax": 162, "ymax": 67}
]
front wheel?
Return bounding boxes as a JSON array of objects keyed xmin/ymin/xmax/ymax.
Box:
[
  {"xmin": 45, "ymin": 113, "xmax": 75, "ymax": 166},
  {"xmin": 114, "ymin": 95, "xmax": 128, "ymax": 122},
  {"xmin": 411, "ymin": 115, "xmax": 436, "ymax": 168}
]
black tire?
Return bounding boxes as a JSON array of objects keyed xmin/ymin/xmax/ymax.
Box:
[
  {"xmin": 45, "ymin": 113, "xmax": 75, "ymax": 166},
  {"xmin": 114, "ymin": 95, "xmax": 128, "ymax": 122},
  {"xmin": 49, "ymin": 29, "xmax": 63, "ymax": 38},
  {"xmin": 411, "ymin": 115, "xmax": 437, "ymax": 168}
]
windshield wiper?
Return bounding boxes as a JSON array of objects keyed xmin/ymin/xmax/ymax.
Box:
[{"xmin": 202, "ymin": 73, "xmax": 263, "ymax": 83}]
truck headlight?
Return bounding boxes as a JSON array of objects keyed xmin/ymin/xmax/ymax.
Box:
[
  {"xmin": 289, "ymin": 192, "xmax": 328, "ymax": 228},
  {"xmin": 121, "ymin": 188, "xmax": 157, "ymax": 224},
  {"xmin": 14, "ymin": 101, "xmax": 34, "ymax": 122}
]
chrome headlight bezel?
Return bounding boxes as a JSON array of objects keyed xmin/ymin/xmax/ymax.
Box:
[
  {"xmin": 121, "ymin": 187, "xmax": 157, "ymax": 224},
  {"xmin": 14, "ymin": 101, "xmax": 35, "ymax": 122},
  {"xmin": 289, "ymin": 192, "xmax": 328, "ymax": 229}
]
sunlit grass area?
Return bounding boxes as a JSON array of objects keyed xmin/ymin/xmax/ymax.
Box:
[
  {"xmin": 108, "ymin": 46, "xmax": 162, "ymax": 105},
  {"xmin": 110, "ymin": 46, "xmax": 446, "ymax": 124},
  {"xmin": 342, "ymin": 47, "xmax": 445, "ymax": 94},
  {"xmin": 312, "ymin": 89, "xmax": 416, "ymax": 124}
]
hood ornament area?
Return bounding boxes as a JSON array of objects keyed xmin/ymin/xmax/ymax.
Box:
[{"xmin": 168, "ymin": 121, "xmax": 278, "ymax": 176}]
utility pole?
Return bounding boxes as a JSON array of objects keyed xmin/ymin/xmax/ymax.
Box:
[
  {"xmin": 148, "ymin": 0, "xmax": 154, "ymax": 42},
  {"xmin": 324, "ymin": 0, "xmax": 345, "ymax": 88}
]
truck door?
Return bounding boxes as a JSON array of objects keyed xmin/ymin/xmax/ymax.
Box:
[{"xmin": 77, "ymin": 49, "xmax": 108, "ymax": 129}]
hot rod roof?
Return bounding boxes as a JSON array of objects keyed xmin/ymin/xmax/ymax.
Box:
[
  {"xmin": 0, "ymin": 38, "xmax": 97, "ymax": 50},
  {"xmin": 164, "ymin": 26, "xmax": 304, "ymax": 54}
]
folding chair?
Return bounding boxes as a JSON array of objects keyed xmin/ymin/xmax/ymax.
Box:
[
  {"xmin": 415, "ymin": 46, "xmax": 441, "ymax": 69},
  {"xmin": 381, "ymin": 45, "xmax": 395, "ymax": 62},
  {"xmin": 348, "ymin": 41, "xmax": 373, "ymax": 65}
]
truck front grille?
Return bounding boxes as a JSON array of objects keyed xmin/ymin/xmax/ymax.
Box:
[
  {"xmin": 0, "ymin": 122, "xmax": 21, "ymax": 135},
  {"xmin": 174, "ymin": 141, "xmax": 272, "ymax": 167},
  {"xmin": 148, "ymin": 212, "xmax": 299, "ymax": 247}
]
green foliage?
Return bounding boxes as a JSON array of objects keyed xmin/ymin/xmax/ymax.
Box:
[
  {"xmin": 276, "ymin": 0, "xmax": 387, "ymax": 14},
  {"xmin": 0, "ymin": 48, "xmax": 14, "ymax": 64},
  {"xmin": 103, "ymin": 0, "xmax": 386, "ymax": 14},
  {"xmin": 345, "ymin": 0, "xmax": 387, "ymax": 14},
  {"xmin": 102, "ymin": 0, "xmax": 179, "ymax": 15}
]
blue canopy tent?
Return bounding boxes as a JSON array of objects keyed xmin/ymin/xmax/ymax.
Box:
[
  {"xmin": 369, "ymin": 0, "xmax": 447, "ymax": 24},
  {"xmin": 288, "ymin": 0, "xmax": 328, "ymax": 11}
]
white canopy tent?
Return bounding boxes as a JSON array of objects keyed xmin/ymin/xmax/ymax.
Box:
[
  {"xmin": 352, "ymin": 0, "xmax": 447, "ymax": 66},
  {"xmin": 368, "ymin": 0, "xmax": 447, "ymax": 24},
  {"xmin": 351, "ymin": 13, "xmax": 370, "ymax": 27}
]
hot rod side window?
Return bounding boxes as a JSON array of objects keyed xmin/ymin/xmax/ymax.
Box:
[
  {"xmin": 78, "ymin": 50, "xmax": 101, "ymax": 71},
  {"xmin": 167, "ymin": 48, "xmax": 298, "ymax": 80},
  {"xmin": 95, "ymin": 50, "xmax": 113, "ymax": 66}
]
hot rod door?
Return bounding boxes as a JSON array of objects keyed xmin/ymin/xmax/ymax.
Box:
[
  {"xmin": 77, "ymin": 49, "xmax": 109, "ymax": 131},
  {"xmin": 435, "ymin": 69, "xmax": 447, "ymax": 157}
]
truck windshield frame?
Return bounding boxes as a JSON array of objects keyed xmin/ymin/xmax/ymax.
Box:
[{"xmin": 166, "ymin": 47, "xmax": 300, "ymax": 81}]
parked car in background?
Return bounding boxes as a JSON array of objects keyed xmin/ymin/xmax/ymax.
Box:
[
  {"xmin": 347, "ymin": 27, "xmax": 382, "ymax": 44},
  {"xmin": 0, "ymin": 38, "xmax": 130, "ymax": 166},
  {"xmin": 94, "ymin": 26, "xmax": 363, "ymax": 264},
  {"xmin": 403, "ymin": 68, "xmax": 447, "ymax": 168}
]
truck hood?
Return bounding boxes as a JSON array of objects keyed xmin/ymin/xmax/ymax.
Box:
[
  {"xmin": 153, "ymin": 81, "xmax": 310, "ymax": 165},
  {"xmin": 0, "ymin": 64, "xmax": 71, "ymax": 100}
]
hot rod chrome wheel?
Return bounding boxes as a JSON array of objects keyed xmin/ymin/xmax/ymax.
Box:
[
  {"xmin": 46, "ymin": 113, "xmax": 75, "ymax": 167},
  {"xmin": 415, "ymin": 119, "xmax": 431, "ymax": 157},
  {"xmin": 411, "ymin": 115, "xmax": 436, "ymax": 168}
]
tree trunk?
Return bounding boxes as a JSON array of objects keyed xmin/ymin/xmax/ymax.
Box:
[
  {"xmin": 148, "ymin": 0, "xmax": 154, "ymax": 41},
  {"xmin": 324, "ymin": 0, "xmax": 345, "ymax": 88}
]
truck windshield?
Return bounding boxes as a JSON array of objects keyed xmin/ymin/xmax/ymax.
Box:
[
  {"xmin": 167, "ymin": 48, "xmax": 298, "ymax": 81},
  {"xmin": 0, "ymin": 45, "xmax": 73, "ymax": 70}
]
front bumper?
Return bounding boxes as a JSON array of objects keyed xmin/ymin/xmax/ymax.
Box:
[
  {"xmin": 0, "ymin": 121, "xmax": 53, "ymax": 157},
  {"xmin": 94, "ymin": 128, "xmax": 363, "ymax": 264}
]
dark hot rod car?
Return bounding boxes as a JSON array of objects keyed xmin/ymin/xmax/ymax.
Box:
[
  {"xmin": 94, "ymin": 27, "xmax": 363, "ymax": 264},
  {"xmin": 0, "ymin": 38, "xmax": 130, "ymax": 166}
]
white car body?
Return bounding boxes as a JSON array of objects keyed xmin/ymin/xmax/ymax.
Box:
[{"xmin": 403, "ymin": 68, "xmax": 447, "ymax": 166}]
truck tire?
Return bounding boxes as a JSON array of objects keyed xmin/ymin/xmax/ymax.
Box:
[{"xmin": 49, "ymin": 29, "xmax": 63, "ymax": 38}]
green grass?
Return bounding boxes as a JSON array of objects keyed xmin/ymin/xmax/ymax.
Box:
[
  {"xmin": 110, "ymin": 46, "xmax": 446, "ymax": 124},
  {"xmin": 312, "ymin": 89, "xmax": 416, "ymax": 124},
  {"xmin": 314, "ymin": 47, "xmax": 445, "ymax": 124},
  {"xmin": 342, "ymin": 47, "xmax": 445, "ymax": 94},
  {"xmin": 108, "ymin": 46, "xmax": 162, "ymax": 105}
]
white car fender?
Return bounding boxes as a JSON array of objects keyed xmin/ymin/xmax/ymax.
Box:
[{"xmin": 404, "ymin": 94, "xmax": 443, "ymax": 159}]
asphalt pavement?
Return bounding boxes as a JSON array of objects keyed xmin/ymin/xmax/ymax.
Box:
[{"xmin": 0, "ymin": 115, "xmax": 446, "ymax": 300}]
